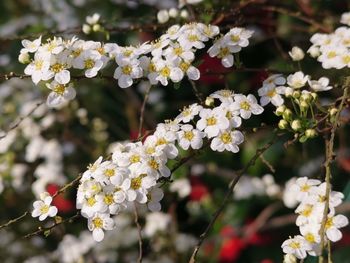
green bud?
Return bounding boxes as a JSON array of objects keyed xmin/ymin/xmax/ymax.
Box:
[
  {"xmin": 205, "ymin": 97, "xmax": 214, "ymax": 107},
  {"xmin": 305, "ymin": 129, "xmax": 317, "ymax": 138},
  {"xmin": 292, "ymin": 91, "xmax": 301, "ymax": 99},
  {"xmin": 291, "ymin": 119, "xmax": 302, "ymax": 131},
  {"xmin": 311, "ymin": 92, "xmax": 317, "ymax": 101},
  {"xmin": 278, "ymin": 119, "xmax": 289, "ymax": 129},
  {"xmin": 300, "ymin": 92, "xmax": 312, "ymax": 102},
  {"xmin": 285, "ymin": 87, "xmax": 293, "ymax": 98},
  {"xmin": 275, "ymin": 105, "xmax": 286, "ymax": 116},
  {"xmin": 92, "ymin": 24, "xmax": 101, "ymax": 32},
  {"xmin": 299, "ymin": 101, "xmax": 309, "ymax": 111},
  {"xmin": 329, "ymin": 108, "xmax": 338, "ymax": 116},
  {"xmin": 282, "ymin": 109, "xmax": 293, "ymax": 121}
]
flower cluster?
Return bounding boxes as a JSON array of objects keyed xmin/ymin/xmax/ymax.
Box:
[
  {"xmin": 19, "ymin": 23, "xmax": 253, "ymax": 108},
  {"xmin": 31, "ymin": 191, "xmax": 58, "ymax": 221},
  {"xmin": 308, "ymin": 17, "xmax": 350, "ymax": 69},
  {"xmin": 258, "ymin": 72, "xmax": 333, "ymax": 142},
  {"xmin": 76, "ymin": 89, "xmax": 263, "ymax": 241},
  {"xmin": 281, "ymin": 177, "xmax": 348, "ymax": 260}
]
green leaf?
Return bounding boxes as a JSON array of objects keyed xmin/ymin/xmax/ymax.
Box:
[{"xmin": 44, "ymin": 229, "xmax": 51, "ymax": 237}]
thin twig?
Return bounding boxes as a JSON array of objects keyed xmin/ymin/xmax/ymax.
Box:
[
  {"xmin": 0, "ymin": 212, "xmax": 29, "ymax": 230},
  {"xmin": 188, "ymin": 136, "xmax": 278, "ymax": 263},
  {"xmin": 0, "ymin": 100, "xmax": 44, "ymax": 141},
  {"xmin": 318, "ymin": 76, "xmax": 350, "ymax": 263},
  {"xmin": 23, "ymin": 213, "xmax": 80, "ymax": 239},
  {"xmin": 138, "ymin": 85, "xmax": 152, "ymax": 139}
]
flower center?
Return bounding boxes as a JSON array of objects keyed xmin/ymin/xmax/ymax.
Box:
[
  {"xmin": 92, "ymin": 217, "xmax": 103, "ymax": 228},
  {"xmin": 325, "ymin": 217, "xmax": 333, "ymax": 229},
  {"xmin": 180, "ymin": 62, "xmax": 190, "ymax": 72},
  {"xmin": 218, "ymin": 47, "xmax": 230, "ymax": 58},
  {"xmin": 131, "ymin": 177, "xmax": 142, "ymax": 190},
  {"xmin": 305, "ymin": 233, "xmax": 315, "ymax": 243},
  {"xmin": 188, "ymin": 34, "xmax": 198, "ymax": 42},
  {"xmin": 122, "ymin": 65, "xmax": 132, "ymax": 75},
  {"xmin": 103, "ymin": 194, "xmax": 114, "ymax": 205},
  {"xmin": 84, "ymin": 59, "xmax": 95, "ymax": 69},
  {"xmin": 174, "ymin": 47, "xmax": 183, "ymax": 55},
  {"xmin": 290, "ymin": 241, "xmax": 301, "ymax": 249},
  {"xmin": 148, "ymin": 159, "xmax": 159, "ymax": 170},
  {"xmin": 35, "ymin": 60, "xmax": 44, "ymax": 70},
  {"xmin": 156, "ymin": 138, "xmax": 167, "ymax": 146},
  {"xmin": 240, "ymin": 101, "xmax": 251, "ymax": 110},
  {"xmin": 327, "ymin": 51, "xmax": 337, "ymax": 59},
  {"xmin": 130, "ymin": 155, "xmax": 140, "ymax": 163},
  {"xmin": 231, "ymin": 35, "xmax": 240, "ymax": 42},
  {"xmin": 220, "ymin": 132, "xmax": 232, "ymax": 144},
  {"xmin": 87, "ymin": 197, "xmax": 96, "ymax": 206},
  {"xmin": 184, "ymin": 131, "xmax": 194, "ymax": 140},
  {"xmin": 40, "ymin": 205, "xmax": 49, "ymax": 214},
  {"xmin": 160, "ymin": 66, "xmax": 171, "ymax": 77},
  {"xmin": 206, "ymin": 117, "xmax": 217, "ymax": 126},
  {"xmin": 51, "ymin": 63, "xmax": 64, "ymax": 73},
  {"xmin": 53, "ymin": 84, "xmax": 66, "ymax": 95},
  {"xmin": 267, "ymin": 89, "xmax": 276, "ymax": 98},
  {"xmin": 104, "ymin": 169, "xmax": 115, "ymax": 177}
]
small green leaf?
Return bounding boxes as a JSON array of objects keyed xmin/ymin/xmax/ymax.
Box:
[{"xmin": 44, "ymin": 230, "xmax": 51, "ymax": 237}]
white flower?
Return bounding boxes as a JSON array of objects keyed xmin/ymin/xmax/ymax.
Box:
[
  {"xmin": 114, "ymin": 57, "xmax": 142, "ymax": 88},
  {"xmin": 31, "ymin": 192, "xmax": 58, "ymax": 221},
  {"xmin": 232, "ymin": 94, "xmax": 264, "ymax": 119},
  {"xmin": 308, "ymin": 77, "xmax": 332, "ymax": 92},
  {"xmin": 208, "ymin": 38, "xmax": 240, "ymax": 68},
  {"xmin": 169, "ymin": 178, "xmax": 191, "ymax": 198},
  {"xmin": 224, "ymin": 27, "xmax": 253, "ymax": 48},
  {"xmin": 210, "ymin": 130, "xmax": 244, "ymax": 153},
  {"xmin": 155, "ymin": 59, "xmax": 184, "ymax": 86},
  {"xmin": 177, "ymin": 124, "xmax": 205, "ymax": 150},
  {"xmin": 24, "ymin": 52, "xmax": 51, "ymax": 84},
  {"xmin": 340, "ymin": 12, "xmax": 350, "ymax": 26},
  {"xmin": 147, "ymin": 187, "xmax": 164, "ymax": 212},
  {"xmin": 210, "ymin": 89, "xmax": 235, "ymax": 103},
  {"xmin": 325, "ymin": 214, "xmax": 349, "ymax": 242},
  {"xmin": 21, "ymin": 36, "xmax": 42, "ymax": 53},
  {"xmin": 289, "ymin": 46, "xmax": 305, "ymax": 61},
  {"xmin": 258, "ymin": 85, "xmax": 285, "ymax": 107},
  {"xmin": 283, "ymin": 254, "xmax": 297, "ymax": 263},
  {"xmin": 46, "ymin": 81, "xmax": 76, "ymax": 107},
  {"xmin": 178, "ymin": 28, "xmax": 208, "ymax": 50},
  {"xmin": 86, "ymin": 13, "xmax": 100, "ymax": 25},
  {"xmin": 87, "ymin": 213, "xmax": 114, "ymax": 242},
  {"xmin": 144, "ymin": 212, "xmax": 171, "ymax": 237},
  {"xmin": 157, "ymin": 10, "xmax": 169, "ymax": 24},
  {"xmin": 196, "ymin": 108, "xmax": 230, "ymax": 138},
  {"xmin": 289, "ymin": 177, "xmax": 321, "ymax": 202},
  {"xmin": 178, "ymin": 0, "xmax": 203, "ymax": 8},
  {"xmin": 281, "ymin": 235, "xmax": 311, "ymax": 259},
  {"xmin": 287, "ymin": 71, "xmax": 309, "ymax": 89},
  {"xmin": 175, "ymin": 103, "xmax": 202, "ymax": 123},
  {"xmin": 177, "ymin": 60, "xmax": 200, "ymax": 80},
  {"xmin": 262, "ymin": 74, "xmax": 286, "ymax": 89},
  {"xmin": 73, "ymin": 50, "xmax": 103, "ymax": 78}
]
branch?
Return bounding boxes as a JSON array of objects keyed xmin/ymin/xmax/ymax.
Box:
[
  {"xmin": 0, "ymin": 100, "xmax": 44, "ymax": 141},
  {"xmin": 188, "ymin": 135, "xmax": 279, "ymax": 263},
  {"xmin": 318, "ymin": 76, "xmax": 350, "ymax": 263}
]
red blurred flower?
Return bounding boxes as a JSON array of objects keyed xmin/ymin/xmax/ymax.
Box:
[
  {"xmin": 198, "ymin": 54, "xmax": 228, "ymax": 85},
  {"xmin": 219, "ymin": 237, "xmax": 246, "ymax": 263},
  {"xmin": 190, "ymin": 177, "xmax": 209, "ymax": 201},
  {"xmin": 46, "ymin": 184, "xmax": 74, "ymax": 213}
]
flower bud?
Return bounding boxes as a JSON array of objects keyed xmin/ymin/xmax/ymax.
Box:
[
  {"xmin": 82, "ymin": 24, "xmax": 91, "ymax": 34},
  {"xmin": 307, "ymin": 46, "xmax": 321, "ymax": 58},
  {"xmin": 168, "ymin": 8, "xmax": 179, "ymax": 18},
  {"xmin": 299, "ymin": 101, "xmax": 309, "ymax": 110},
  {"xmin": 329, "ymin": 108, "xmax": 338, "ymax": 116},
  {"xmin": 92, "ymin": 24, "xmax": 101, "ymax": 32},
  {"xmin": 311, "ymin": 92, "xmax": 317, "ymax": 101},
  {"xmin": 283, "ymin": 254, "xmax": 297, "ymax": 263},
  {"xmin": 205, "ymin": 96, "xmax": 214, "ymax": 107},
  {"xmin": 275, "ymin": 105, "xmax": 286, "ymax": 116},
  {"xmin": 305, "ymin": 129, "xmax": 317, "ymax": 138},
  {"xmin": 18, "ymin": 52, "xmax": 30, "ymax": 64},
  {"xmin": 300, "ymin": 92, "xmax": 312, "ymax": 102},
  {"xmin": 278, "ymin": 119, "xmax": 289, "ymax": 129},
  {"xmin": 282, "ymin": 109, "xmax": 293, "ymax": 121},
  {"xmin": 291, "ymin": 119, "xmax": 302, "ymax": 131},
  {"xmin": 292, "ymin": 91, "xmax": 300, "ymax": 99},
  {"xmin": 180, "ymin": 10, "xmax": 189, "ymax": 19},
  {"xmin": 157, "ymin": 10, "xmax": 169, "ymax": 24},
  {"xmin": 288, "ymin": 46, "xmax": 305, "ymax": 61}
]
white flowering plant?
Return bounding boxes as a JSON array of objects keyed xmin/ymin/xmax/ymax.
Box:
[{"xmin": 0, "ymin": 1, "xmax": 350, "ymax": 263}]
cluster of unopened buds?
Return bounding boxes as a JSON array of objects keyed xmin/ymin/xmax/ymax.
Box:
[
  {"xmin": 258, "ymin": 71, "xmax": 333, "ymax": 142},
  {"xmin": 75, "ymin": 89, "xmax": 263, "ymax": 241},
  {"xmin": 282, "ymin": 177, "xmax": 348, "ymax": 260},
  {"xmin": 19, "ymin": 23, "xmax": 253, "ymax": 108}
]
